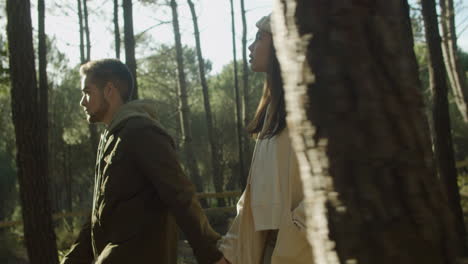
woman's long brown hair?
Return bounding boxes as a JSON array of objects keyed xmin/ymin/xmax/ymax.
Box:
[{"xmin": 246, "ymin": 42, "xmax": 286, "ymax": 139}]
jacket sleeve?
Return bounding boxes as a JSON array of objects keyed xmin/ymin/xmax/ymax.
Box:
[
  {"xmin": 61, "ymin": 220, "xmax": 93, "ymax": 264},
  {"xmin": 126, "ymin": 126, "xmax": 223, "ymax": 264}
]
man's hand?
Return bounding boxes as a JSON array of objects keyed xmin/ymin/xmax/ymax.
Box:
[{"xmin": 214, "ymin": 256, "xmax": 231, "ymax": 264}]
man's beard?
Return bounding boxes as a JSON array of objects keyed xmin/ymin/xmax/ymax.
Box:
[{"xmin": 88, "ymin": 97, "xmax": 110, "ymax": 123}]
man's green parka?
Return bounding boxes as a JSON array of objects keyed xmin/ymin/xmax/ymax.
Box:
[{"xmin": 62, "ymin": 100, "xmax": 222, "ymax": 264}]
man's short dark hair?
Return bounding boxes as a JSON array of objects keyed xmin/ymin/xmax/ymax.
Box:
[{"xmin": 80, "ymin": 59, "xmax": 134, "ymax": 102}]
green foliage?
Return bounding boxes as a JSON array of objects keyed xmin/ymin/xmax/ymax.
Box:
[
  {"xmin": 0, "ymin": 230, "xmax": 28, "ymax": 264},
  {"xmin": 137, "ymin": 42, "xmax": 264, "ymax": 190},
  {"xmin": 0, "ymin": 35, "xmax": 9, "ymax": 85},
  {"xmin": 460, "ymin": 49, "xmax": 468, "ymax": 78},
  {"xmin": 138, "ymin": 43, "xmax": 204, "ymax": 142},
  {"xmin": 205, "ymin": 62, "xmax": 264, "ymax": 189},
  {"xmin": 0, "ymin": 152, "xmax": 16, "ymax": 219},
  {"xmin": 48, "ymin": 66, "xmax": 95, "ymax": 212},
  {"xmin": 52, "ymin": 67, "xmax": 90, "ymax": 145},
  {"xmin": 450, "ymin": 95, "xmax": 468, "ymax": 161},
  {"xmin": 0, "ymin": 42, "xmax": 16, "ymax": 223}
]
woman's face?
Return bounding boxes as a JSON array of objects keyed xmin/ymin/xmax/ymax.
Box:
[{"xmin": 248, "ymin": 30, "xmax": 272, "ymax": 73}]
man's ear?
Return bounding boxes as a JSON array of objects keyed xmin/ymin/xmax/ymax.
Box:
[{"xmin": 103, "ymin": 82, "xmax": 114, "ymax": 99}]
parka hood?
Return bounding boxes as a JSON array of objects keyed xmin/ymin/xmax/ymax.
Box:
[{"xmin": 107, "ymin": 99, "xmax": 161, "ymax": 133}]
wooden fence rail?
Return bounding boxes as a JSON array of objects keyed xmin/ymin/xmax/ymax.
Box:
[
  {"xmin": 3, "ymin": 159, "xmax": 468, "ymax": 230},
  {"xmin": 456, "ymin": 159, "xmax": 468, "ymax": 169}
]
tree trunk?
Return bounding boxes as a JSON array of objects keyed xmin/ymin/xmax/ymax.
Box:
[
  {"xmin": 6, "ymin": 0, "xmax": 59, "ymax": 263},
  {"xmin": 272, "ymin": 0, "xmax": 463, "ymax": 263},
  {"xmin": 83, "ymin": 0, "xmax": 100, "ymax": 153},
  {"xmin": 123, "ymin": 0, "xmax": 138, "ymax": 99},
  {"xmin": 77, "ymin": 0, "xmax": 85, "ymax": 64},
  {"xmin": 38, "ymin": 0, "xmax": 47, "ymax": 125},
  {"xmin": 440, "ymin": 0, "xmax": 468, "ymax": 122},
  {"xmin": 239, "ymin": 0, "xmax": 252, "ymax": 184},
  {"xmin": 38, "ymin": 0, "xmax": 48, "ymax": 183},
  {"xmin": 83, "ymin": 0, "xmax": 91, "ymax": 61},
  {"xmin": 421, "ymin": 0, "xmax": 467, "ymax": 254},
  {"xmin": 77, "ymin": 0, "xmax": 99, "ymax": 161},
  {"xmin": 114, "ymin": 0, "xmax": 121, "ymax": 59},
  {"xmin": 187, "ymin": 0, "xmax": 225, "ymax": 206},
  {"xmin": 39, "ymin": 0, "xmax": 57, "ymax": 215},
  {"xmin": 170, "ymin": 0, "xmax": 207, "ymax": 206},
  {"xmin": 49, "ymin": 97, "xmax": 60, "ymax": 213},
  {"xmin": 240, "ymin": 0, "xmax": 248, "ymax": 126},
  {"xmin": 229, "ymin": 0, "xmax": 246, "ymax": 189}
]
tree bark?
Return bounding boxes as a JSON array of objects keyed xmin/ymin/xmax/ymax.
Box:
[
  {"xmin": 187, "ymin": 0, "xmax": 225, "ymax": 206},
  {"xmin": 114, "ymin": 0, "xmax": 121, "ymax": 59},
  {"xmin": 170, "ymin": 0, "xmax": 207, "ymax": 206},
  {"xmin": 38, "ymin": 0, "xmax": 48, "ymax": 172},
  {"xmin": 272, "ymin": 0, "xmax": 463, "ymax": 263},
  {"xmin": 240, "ymin": 0, "xmax": 248, "ymax": 126},
  {"xmin": 440, "ymin": 0, "xmax": 468, "ymax": 122},
  {"xmin": 83, "ymin": 0, "xmax": 91, "ymax": 61},
  {"xmin": 239, "ymin": 0, "xmax": 252, "ymax": 183},
  {"xmin": 229, "ymin": 0, "xmax": 246, "ymax": 189},
  {"xmin": 6, "ymin": 0, "xmax": 58, "ymax": 263},
  {"xmin": 123, "ymin": 0, "xmax": 138, "ymax": 99},
  {"xmin": 421, "ymin": 0, "xmax": 467, "ymax": 254},
  {"xmin": 77, "ymin": 0, "xmax": 99, "ymax": 161},
  {"xmin": 77, "ymin": 0, "xmax": 85, "ymax": 64},
  {"xmin": 49, "ymin": 97, "xmax": 59, "ymax": 213},
  {"xmin": 38, "ymin": 0, "xmax": 58, "ymax": 218}
]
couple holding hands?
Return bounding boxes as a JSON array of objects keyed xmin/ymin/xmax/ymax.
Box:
[{"xmin": 62, "ymin": 14, "xmax": 312, "ymax": 264}]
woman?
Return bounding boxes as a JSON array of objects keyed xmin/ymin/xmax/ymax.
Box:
[{"xmin": 218, "ymin": 14, "xmax": 313, "ymax": 264}]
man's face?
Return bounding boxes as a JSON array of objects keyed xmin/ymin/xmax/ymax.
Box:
[{"xmin": 80, "ymin": 75, "xmax": 110, "ymax": 123}]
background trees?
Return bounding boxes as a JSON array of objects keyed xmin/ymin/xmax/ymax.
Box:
[
  {"xmin": 421, "ymin": 0, "xmax": 466, "ymax": 252},
  {"xmin": 170, "ymin": 0, "xmax": 206, "ymax": 204}
]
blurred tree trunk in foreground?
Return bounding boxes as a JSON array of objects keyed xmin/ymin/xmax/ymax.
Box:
[{"xmin": 272, "ymin": 0, "xmax": 464, "ymax": 263}]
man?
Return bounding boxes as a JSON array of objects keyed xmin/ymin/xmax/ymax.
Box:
[{"xmin": 62, "ymin": 59, "xmax": 226, "ymax": 264}]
